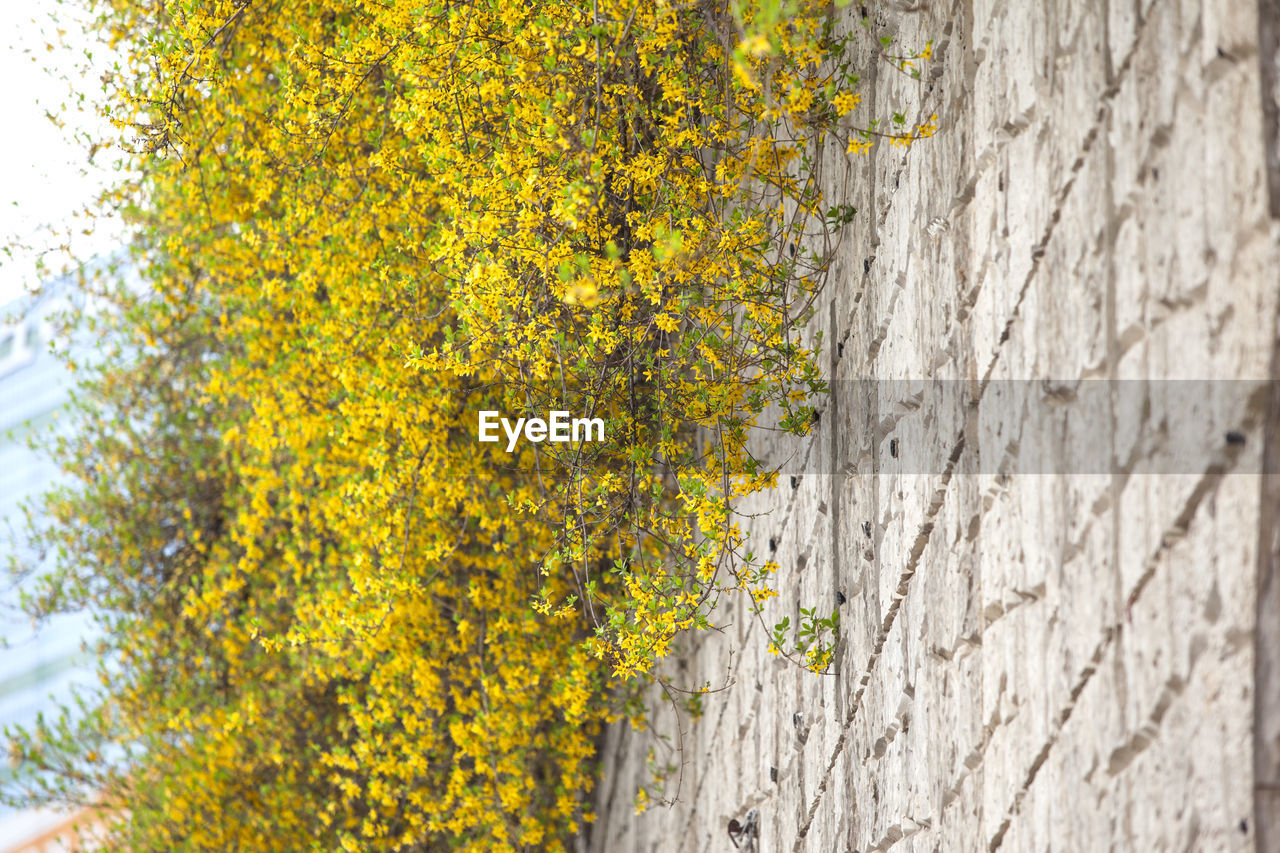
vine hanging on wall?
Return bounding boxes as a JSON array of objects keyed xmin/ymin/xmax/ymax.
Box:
[{"xmin": 5, "ymin": 0, "xmax": 935, "ymax": 848}]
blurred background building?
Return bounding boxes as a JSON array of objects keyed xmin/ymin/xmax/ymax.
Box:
[{"xmin": 0, "ymin": 277, "xmax": 102, "ymax": 851}]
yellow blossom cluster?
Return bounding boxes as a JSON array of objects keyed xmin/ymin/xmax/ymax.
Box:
[{"xmin": 5, "ymin": 0, "xmax": 931, "ymax": 849}]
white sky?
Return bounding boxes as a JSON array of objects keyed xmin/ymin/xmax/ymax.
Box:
[{"xmin": 0, "ymin": 1, "xmax": 123, "ymax": 306}]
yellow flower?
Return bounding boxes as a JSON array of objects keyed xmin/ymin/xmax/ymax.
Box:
[
  {"xmin": 562, "ymin": 278, "xmax": 600, "ymax": 307},
  {"xmin": 848, "ymin": 137, "xmax": 874, "ymax": 155},
  {"xmin": 788, "ymin": 86, "xmax": 814, "ymax": 114},
  {"xmin": 741, "ymin": 33, "xmax": 772, "ymax": 57},
  {"xmin": 832, "ymin": 91, "xmax": 862, "ymax": 116},
  {"xmin": 750, "ymin": 586, "xmax": 779, "ymax": 603}
]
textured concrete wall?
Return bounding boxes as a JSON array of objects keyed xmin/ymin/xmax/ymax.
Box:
[{"xmin": 592, "ymin": 0, "xmax": 1280, "ymax": 850}]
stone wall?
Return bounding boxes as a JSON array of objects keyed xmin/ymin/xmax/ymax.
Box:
[{"xmin": 592, "ymin": 0, "xmax": 1280, "ymax": 850}]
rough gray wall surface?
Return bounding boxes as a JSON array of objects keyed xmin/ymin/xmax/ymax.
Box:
[{"xmin": 592, "ymin": 0, "xmax": 1280, "ymax": 851}]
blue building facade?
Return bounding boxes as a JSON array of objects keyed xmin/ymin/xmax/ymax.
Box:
[{"xmin": 0, "ymin": 280, "xmax": 102, "ymax": 848}]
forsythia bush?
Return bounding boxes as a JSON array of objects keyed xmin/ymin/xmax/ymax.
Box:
[{"xmin": 6, "ymin": 0, "xmax": 932, "ymax": 848}]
